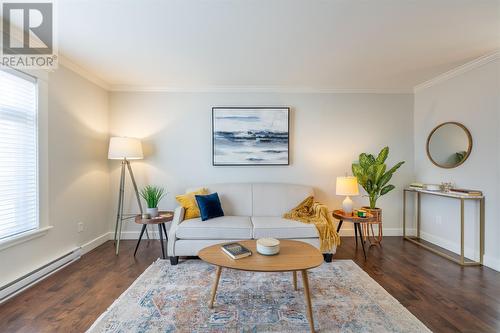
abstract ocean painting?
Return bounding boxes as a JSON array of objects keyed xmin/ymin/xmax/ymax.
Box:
[{"xmin": 213, "ymin": 107, "xmax": 289, "ymax": 165}]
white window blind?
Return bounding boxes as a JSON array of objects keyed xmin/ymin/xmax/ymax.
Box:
[{"xmin": 0, "ymin": 69, "xmax": 38, "ymax": 240}]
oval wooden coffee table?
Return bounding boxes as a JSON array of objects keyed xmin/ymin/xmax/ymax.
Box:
[{"xmin": 199, "ymin": 240, "xmax": 323, "ymax": 332}]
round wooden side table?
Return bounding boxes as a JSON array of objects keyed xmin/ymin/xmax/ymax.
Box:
[
  {"xmin": 332, "ymin": 210, "xmax": 376, "ymax": 260},
  {"xmin": 134, "ymin": 211, "xmax": 173, "ymax": 259}
]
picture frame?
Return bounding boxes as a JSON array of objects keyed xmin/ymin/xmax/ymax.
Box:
[{"xmin": 212, "ymin": 107, "xmax": 290, "ymax": 166}]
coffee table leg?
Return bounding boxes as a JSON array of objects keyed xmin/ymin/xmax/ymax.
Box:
[
  {"xmin": 301, "ymin": 270, "xmax": 315, "ymax": 333},
  {"xmin": 292, "ymin": 271, "xmax": 298, "ymax": 291},
  {"xmin": 209, "ymin": 266, "xmax": 222, "ymax": 309}
]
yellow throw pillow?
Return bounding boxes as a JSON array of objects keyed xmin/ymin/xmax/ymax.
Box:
[{"xmin": 175, "ymin": 188, "xmax": 208, "ymax": 220}]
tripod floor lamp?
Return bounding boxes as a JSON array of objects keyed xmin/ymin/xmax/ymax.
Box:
[{"xmin": 108, "ymin": 137, "xmax": 144, "ymax": 255}]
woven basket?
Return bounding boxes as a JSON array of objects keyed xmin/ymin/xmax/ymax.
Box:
[{"xmin": 361, "ymin": 207, "xmax": 382, "ymax": 245}]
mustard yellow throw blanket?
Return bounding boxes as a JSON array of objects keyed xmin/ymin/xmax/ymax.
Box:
[{"xmin": 283, "ymin": 196, "xmax": 341, "ymax": 252}]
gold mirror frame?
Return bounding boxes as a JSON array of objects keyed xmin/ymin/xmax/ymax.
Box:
[{"xmin": 426, "ymin": 122, "xmax": 472, "ymax": 169}]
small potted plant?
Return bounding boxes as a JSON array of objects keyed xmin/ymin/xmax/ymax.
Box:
[
  {"xmin": 352, "ymin": 146, "xmax": 404, "ymax": 221},
  {"xmin": 140, "ymin": 185, "xmax": 166, "ymax": 218}
]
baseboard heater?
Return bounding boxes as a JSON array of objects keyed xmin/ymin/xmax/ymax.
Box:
[{"xmin": 0, "ymin": 248, "xmax": 82, "ymax": 304}]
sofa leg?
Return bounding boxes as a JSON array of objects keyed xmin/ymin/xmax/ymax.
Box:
[
  {"xmin": 170, "ymin": 256, "xmax": 179, "ymax": 265},
  {"xmin": 323, "ymin": 253, "xmax": 333, "ymax": 263}
]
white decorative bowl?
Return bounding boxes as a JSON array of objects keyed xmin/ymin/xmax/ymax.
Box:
[
  {"xmin": 257, "ymin": 238, "xmax": 280, "ymax": 256},
  {"xmin": 424, "ymin": 184, "xmax": 441, "ymax": 191}
]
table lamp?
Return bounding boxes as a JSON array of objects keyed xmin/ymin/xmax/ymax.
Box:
[
  {"xmin": 108, "ymin": 137, "xmax": 144, "ymax": 255},
  {"xmin": 336, "ymin": 176, "xmax": 359, "ymax": 214}
]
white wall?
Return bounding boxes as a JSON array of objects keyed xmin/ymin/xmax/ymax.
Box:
[
  {"xmin": 109, "ymin": 92, "xmax": 414, "ymax": 238},
  {"xmin": 414, "ymin": 57, "xmax": 500, "ymax": 270},
  {"xmin": 0, "ymin": 66, "xmax": 110, "ymax": 286}
]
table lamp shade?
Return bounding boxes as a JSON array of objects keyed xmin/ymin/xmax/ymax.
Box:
[
  {"xmin": 336, "ymin": 176, "xmax": 359, "ymax": 196},
  {"xmin": 108, "ymin": 137, "xmax": 143, "ymax": 160}
]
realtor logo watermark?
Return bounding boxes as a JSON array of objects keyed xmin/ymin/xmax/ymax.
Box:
[{"xmin": 1, "ymin": 0, "xmax": 57, "ymax": 69}]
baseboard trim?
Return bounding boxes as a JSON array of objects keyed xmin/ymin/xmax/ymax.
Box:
[
  {"xmin": 484, "ymin": 255, "xmax": 500, "ymax": 272},
  {"xmin": 118, "ymin": 228, "xmax": 166, "ymax": 240},
  {"xmin": 81, "ymin": 232, "xmax": 111, "ymax": 254},
  {"xmin": 418, "ymin": 231, "xmax": 479, "ymax": 261},
  {"xmin": 0, "ymin": 248, "xmax": 82, "ymax": 304},
  {"xmin": 338, "ymin": 227, "xmax": 402, "ymax": 237}
]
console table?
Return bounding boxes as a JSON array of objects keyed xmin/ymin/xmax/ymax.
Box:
[{"xmin": 403, "ymin": 188, "xmax": 484, "ymax": 266}]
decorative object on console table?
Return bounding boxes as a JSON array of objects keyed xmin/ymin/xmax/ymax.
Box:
[
  {"xmin": 212, "ymin": 107, "xmax": 290, "ymax": 166},
  {"xmin": 108, "ymin": 136, "xmax": 145, "ymax": 255},
  {"xmin": 336, "ymin": 176, "xmax": 359, "ymax": 214},
  {"xmin": 352, "ymin": 146, "xmax": 405, "ymax": 244},
  {"xmin": 140, "ymin": 185, "xmax": 166, "ymax": 218},
  {"xmin": 448, "ymin": 188, "xmax": 483, "ymax": 196},
  {"xmin": 134, "ymin": 211, "xmax": 173, "ymax": 259},
  {"xmin": 332, "ymin": 210, "xmax": 376, "ymax": 260}
]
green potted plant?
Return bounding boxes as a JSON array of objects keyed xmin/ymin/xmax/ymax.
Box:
[
  {"xmin": 140, "ymin": 185, "xmax": 166, "ymax": 218},
  {"xmin": 351, "ymin": 146, "xmax": 404, "ymax": 221}
]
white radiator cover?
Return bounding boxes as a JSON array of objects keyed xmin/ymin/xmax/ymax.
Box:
[{"xmin": 0, "ymin": 248, "xmax": 82, "ymax": 304}]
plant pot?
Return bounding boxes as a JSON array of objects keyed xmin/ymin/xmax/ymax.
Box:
[
  {"xmin": 362, "ymin": 206, "xmax": 383, "ymax": 244},
  {"xmin": 362, "ymin": 206, "xmax": 382, "ymax": 223},
  {"xmin": 146, "ymin": 207, "xmax": 159, "ymax": 218}
]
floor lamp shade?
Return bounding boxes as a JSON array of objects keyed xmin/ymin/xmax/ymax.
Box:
[
  {"xmin": 108, "ymin": 137, "xmax": 143, "ymax": 160},
  {"xmin": 336, "ymin": 176, "xmax": 359, "ymax": 214}
]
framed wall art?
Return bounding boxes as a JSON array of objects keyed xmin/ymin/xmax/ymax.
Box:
[{"xmin": 212, "ymin": 107, "xmax": 290, "ymax": 166}]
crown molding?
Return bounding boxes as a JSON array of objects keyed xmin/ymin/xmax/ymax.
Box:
[
  {"xmin": 58, "ymin": 56, "xmax": 110, "ymax": 90},
  {"xmin": 414, "ymin": 50, "xmax": 500, "ymax": 92},
  {"xmin": 109, "ymin": 85, "xmax": 412, "ymax": 94}
]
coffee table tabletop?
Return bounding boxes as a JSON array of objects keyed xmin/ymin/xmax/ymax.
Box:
[{"xmin": 198, "ymin": 239, "xmax": 323, "ymax": 272}]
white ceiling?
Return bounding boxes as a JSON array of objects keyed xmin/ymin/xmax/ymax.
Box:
[{"xmin": 56, "ymin": 0, "xmax": 499, "ymax": 91}]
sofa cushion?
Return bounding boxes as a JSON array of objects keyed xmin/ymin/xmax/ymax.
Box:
[
  {"xmin": 175, "ymin": 188, "xmax": 208, "ymax": 219},
  {"xmin": 195, "ymin": 193, "xmax": 224, "ymax": 221},
  {"xmin": 251, "ymin": 216, "xmax": 319, "ymax": 239},
  {"xmin": 187, "ymin": 184, "xmax": 252, "ymax": 216},
  {"xmin": 252, "ymin": 183, "xmax": 314, "ymax": 217},
  {"xmin": 177, "ymin": 216, "xmax": 253, "ymax": 240}
]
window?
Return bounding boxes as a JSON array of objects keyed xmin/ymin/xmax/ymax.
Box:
[{"xmin": 0, "ymin": 69, "xmax": 38, "ymax": 240}]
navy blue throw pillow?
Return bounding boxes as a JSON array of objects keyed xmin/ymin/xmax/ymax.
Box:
[{"xmin": 195, "ymin": 192, "xmax": 224, "ymax": 221}]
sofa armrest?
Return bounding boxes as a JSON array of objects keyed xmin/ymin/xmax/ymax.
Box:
[{"xmin": 167, "ymin": 206, "xmax": 184, "ymax": 257}]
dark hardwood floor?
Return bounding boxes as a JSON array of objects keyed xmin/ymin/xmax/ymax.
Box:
[{"xmin": 1, "ymin": 237, "xmax": 499, "ymax": 333}]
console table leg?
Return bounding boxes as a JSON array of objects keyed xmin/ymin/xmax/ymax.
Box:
[
  {"xmin": 480, "ymin": 198, "xmax": 485, "ymax": 265},
  {"xmin": 301, "ymin": 270, "xmax": 315, "ymax": 333},
  {"xmin": 460, "ymin": 198, "xmax": 465, "ymax": 265},
  {"xmin": 209, "ymin": 266, "xmax": 222, "ymax": 309},
  {"xmin": 417, "ymin": 192, "xmax": 421, "ymax": 239}
]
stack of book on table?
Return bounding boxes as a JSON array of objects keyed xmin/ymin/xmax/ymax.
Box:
[
  {"xmin": 448, "ymin": 188, "xmax": 483, "ymax": 196},
  {"xmin": 221, "ymin": 242, "xmax": 252, "ymax": 259}
]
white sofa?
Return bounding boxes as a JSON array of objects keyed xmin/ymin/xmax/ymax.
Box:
[{"xmin": 167, "ymin": 183, "xmax": 336, "ymax": 265}]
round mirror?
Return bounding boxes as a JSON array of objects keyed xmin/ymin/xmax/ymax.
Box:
[{"xmin": 426, "ymin": 122, "xmax": 472, "ymax": 168}]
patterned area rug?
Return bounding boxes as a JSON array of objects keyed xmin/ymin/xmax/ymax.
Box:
[{"xmin": 88, "ymin": 260, "xmax": 430, "ymax": 333}]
